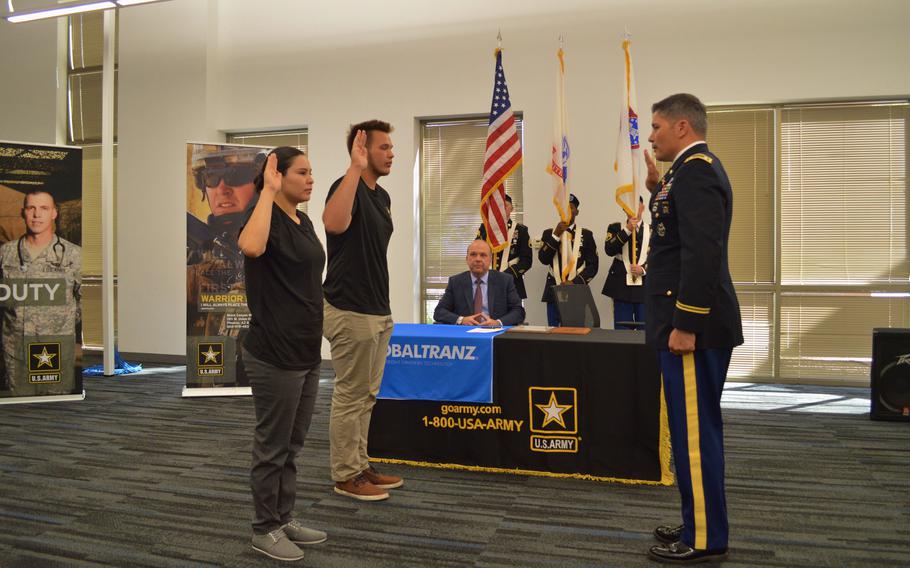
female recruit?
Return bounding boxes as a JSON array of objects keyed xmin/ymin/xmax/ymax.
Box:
[{"xmin": 237, "ymin": 147, "xmax": 326, "ymax": 562}]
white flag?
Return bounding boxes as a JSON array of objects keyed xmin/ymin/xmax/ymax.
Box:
[{"xmin": 614, "ymin": 38, "xmax": 646, "ymax": 220}]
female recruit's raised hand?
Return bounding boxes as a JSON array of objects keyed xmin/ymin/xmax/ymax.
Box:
[
  {"xmin": 263, "ymin": 153, "xmax": 282, "ymax": 196},
  {"xmin": 350, "ymin": 130, "xmax": 368, "ymax": 171}
]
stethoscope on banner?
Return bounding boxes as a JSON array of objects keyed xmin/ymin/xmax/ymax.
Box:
[{"xmin": 17, "ymin": 235, "xmax": 65, "ymax": 271}]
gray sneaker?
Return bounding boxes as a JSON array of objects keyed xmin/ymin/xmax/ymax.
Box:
[
  {"xmin": 282, "ymin": 520, "xmax": 328, "ymax": 545},
  {"xmin": 251, "ymin": 528, "xmax": 304, "ymax": 562}
]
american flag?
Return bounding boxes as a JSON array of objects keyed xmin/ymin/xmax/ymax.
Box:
[{"xmin": 480, "ymin": 48, "xmax": 522, "ymax": 253}]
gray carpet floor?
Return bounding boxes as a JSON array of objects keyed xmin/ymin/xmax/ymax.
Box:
[{"xmin": 0, "ymin": 366, "xmax": 907, "ymax": 567}]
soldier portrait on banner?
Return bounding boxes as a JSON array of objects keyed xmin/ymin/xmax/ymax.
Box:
[
  {"xmin": 186, "ymin": 142, "xmax": 268, "ymax": 390},
  {"xmin": 0, "ymin": 141, "xmax": 83, "ymax": 400}
]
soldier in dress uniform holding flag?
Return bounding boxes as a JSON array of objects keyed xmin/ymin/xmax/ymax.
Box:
[
  {"xmin": 602, "ymin": 196, "xmax": 648, "ymax": 329},
  {"xmin": 538, "ymin": 194, "xmax": 598, "ymax": 326},
  {"xmin": 476, "ymin": 194, "xmax": 532, "ymax": 299},
  {"xmin": 608, "ymin": 37, "xmax": 649, "ymax": 331}
]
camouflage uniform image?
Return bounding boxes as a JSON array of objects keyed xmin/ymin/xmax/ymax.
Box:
[
  {"xmin": 187, "ymin": 145, "xmax": 266, "ymax": 387},
  {"xmin": 0, "ymin": 191, "xmax": 81, "ymax": 397}
]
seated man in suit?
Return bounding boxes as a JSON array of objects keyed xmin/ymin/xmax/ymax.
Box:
[{"xmin": 433, "ymin": 239, "xmax": 525, "ymax": 326}]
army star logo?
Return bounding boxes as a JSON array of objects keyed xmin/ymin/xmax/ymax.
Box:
[
  {"xmin": 33, "ymin": 346, "xmax": 57, "ymax": 368},
  {"xmin": 535, "ymin": 392, "xmax": 572, "ymax": 429},
  {"xmin": 201, "ymin": 346, "xmax": 221, "ymax": 364}
]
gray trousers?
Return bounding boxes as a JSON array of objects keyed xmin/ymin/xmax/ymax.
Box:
[{"xmin": 244, "ymin": 348, "xmax": 320, "ymax": 534}]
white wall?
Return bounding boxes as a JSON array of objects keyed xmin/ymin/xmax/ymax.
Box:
[
  {"xmin": 0, "ymin": 18, "xmax": 60, "ymax": 144},
  {"xmin": 10, "ymin": 0, "xmax": 902, "ymax": 356},
  {"xmin": 117, "ymin": 0, "xmax": 219, "ymax": 355}
]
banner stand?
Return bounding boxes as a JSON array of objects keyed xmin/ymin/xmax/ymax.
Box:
[
  {"xmin": 185, "ymin": 142, "xmax": 269, "ymax": 397},
  {"xmin": 0, "ymin": 140, "xmax": 84, "ymax": 404},
  {"xmin": 182, "ymin": 386, "xmax": 251, "ymax": 398},
  {"xmin": 0, "ymin": 391, "xmax": 86, "ymax": 406}
]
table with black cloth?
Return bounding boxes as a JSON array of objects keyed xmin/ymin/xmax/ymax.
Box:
[{"xmin": 369, "ymin": 328, "xmax": 672, "ymax": 484}]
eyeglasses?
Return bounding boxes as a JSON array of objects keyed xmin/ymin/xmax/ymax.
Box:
[{"xmin": 194, "ymin": 165, "xmax": 257, "ymax": 189}]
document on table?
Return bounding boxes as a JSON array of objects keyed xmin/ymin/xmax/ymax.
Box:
[
  {"xmin": 467, "ymin": 327, "xmax": 502, "ymax": 333},
  {"xmin": 505, "ymin": 325, "xmax": 551, "ymax": 333}
]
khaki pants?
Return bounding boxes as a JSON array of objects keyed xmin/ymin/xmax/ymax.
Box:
[{"xmin": 323, "ymin": 299, "xmax": 394, "ymax": 482}]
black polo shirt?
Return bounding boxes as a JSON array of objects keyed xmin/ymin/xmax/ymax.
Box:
[
  {"xmin": 323, "ymin": 176, "xmax": 393, "ymax": 316},
  {"xmin": 243, "ymin": 203, "xmax": 326, "ymax": 370}
]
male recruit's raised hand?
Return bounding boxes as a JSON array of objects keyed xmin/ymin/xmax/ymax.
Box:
[
  {"xmin": 644, "ymin": 149, "xmax": 660, "ymax": 192},
  {"xmin": 349, "ymin": 130, "xmax": 368, "ymax": 171}
]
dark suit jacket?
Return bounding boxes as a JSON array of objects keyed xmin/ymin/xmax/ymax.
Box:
[
  {"xmin": 476, "ymin": 221, "xmax": 533, "ymax": 299},
  {"xmin": 433, "ymin": 270, "xmax": 525, "ymax": 326},
  {"xmin": 645, "ymin": 142, "xmax": 743, "ymax": 350},
  {"xmin": 601, "ymin": 221, "xmax": 646, "ymax": 304}
]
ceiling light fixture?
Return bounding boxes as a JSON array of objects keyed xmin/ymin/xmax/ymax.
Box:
[{"xmin": 4, "ymin": 0, "xmax": 167, "ymax": 23}]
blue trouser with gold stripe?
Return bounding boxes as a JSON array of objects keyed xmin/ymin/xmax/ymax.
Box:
[{"xmin": 659, "ymin": 348, "xmax": 732, "ymax": 552}]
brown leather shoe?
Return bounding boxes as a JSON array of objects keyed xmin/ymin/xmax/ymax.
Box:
[
  {"xmin": 334, "ymin": 472, "xmax": 389, "ymax": 501},
  {"xmin": 362, "ymin": 465, "xmax": 404, "ymax": 489}
]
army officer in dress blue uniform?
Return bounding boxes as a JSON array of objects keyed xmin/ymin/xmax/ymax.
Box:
[{"xmin": 642, "ymin": 93, "xmax": 743, "ymax": 565}]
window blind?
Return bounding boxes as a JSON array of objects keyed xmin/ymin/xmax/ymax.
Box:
[
  {"xmin": 707, "ymin": 108, "xmax": 775, "ymax": 285},
  {"xmin": 68, "ymin": 12, "xmax": 119, "ymax": 348},
  {"xmin": 780, "ymin": 293, "xmax": 910, "ymax": 381},
  {"xmin": 780, "ymin": 103, "xmax": 909, "ymax": 285},
  {"xmin": 420, "ymin": 117, "xmax": 524, "ymax": 323},
  {"xmin": 225, "ymin": 130, "xmax": 309, "ymax": 211}
]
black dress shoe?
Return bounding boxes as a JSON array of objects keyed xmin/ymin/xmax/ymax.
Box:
[
  {"xmin": 648, "ymin": 541, "xmax": 728, "ymax": 564},
  {"xmin": 654, "ymin": 524, "xmax": 684, "ymax": 544}
]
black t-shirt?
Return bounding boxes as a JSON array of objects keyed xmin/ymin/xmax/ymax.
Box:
[
  {"xmin": 242, "ymin": 203, "xmax": 326, "ymax": 370},
  {"xmin": 323, "ymin": 176, "xmax": 393, "ymax": 315}
]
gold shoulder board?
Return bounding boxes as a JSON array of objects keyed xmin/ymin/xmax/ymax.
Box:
[{"xmin": 684, "ymin": 153, "xmax": 713, "ymax": 164}]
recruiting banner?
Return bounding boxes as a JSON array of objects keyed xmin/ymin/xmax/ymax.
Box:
[
  {"xmin": 378, "ymin": 324, "xmax": 504, "ymax": 403},
  {"xmin": 369, "ymin": 329, "xmax": 673, "ymax": 484},
  {"xmin": 185, "ymin": 142, "xmax": 267, "ymax": 396},
  {"xmin": 0, "ymin": 141, "xmax": 83, "ymax": 404}
]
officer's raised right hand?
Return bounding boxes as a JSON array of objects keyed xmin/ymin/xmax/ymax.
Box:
[
  {"xmin": 644, "ymin": 149, "xmax": 660, "ymax": 192},
  {"xmin": 554, "ymin": 221, "xmax": 569, "ymax": 237}
]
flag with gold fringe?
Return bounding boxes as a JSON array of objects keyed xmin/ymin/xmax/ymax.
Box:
[
  {"xmin": 548, "ymin": 45, "xmax": 574, "ymax": 282},
  {"xmin": 480, "ymin": 48, "xmax": 522, "ymax": 255}
]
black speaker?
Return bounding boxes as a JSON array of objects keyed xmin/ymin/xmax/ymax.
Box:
[{"xmin": 870, "ymin": 328, "xmax": 910, "ymax": 421}]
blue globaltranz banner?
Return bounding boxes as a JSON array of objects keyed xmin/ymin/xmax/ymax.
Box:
[{"xmin": 379, "ymin": 323, "xmax": 506, "ymax": 403}]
